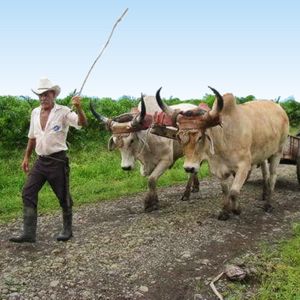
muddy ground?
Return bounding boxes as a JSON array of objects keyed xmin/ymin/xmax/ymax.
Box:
[{"xmin": 0, "ymin": 164, "xmax": 300, "ymax": 300}]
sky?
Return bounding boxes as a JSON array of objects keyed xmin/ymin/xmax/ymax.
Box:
[{"xmin": 0, "ymin": 0, "xmax": 299, "ymax": 100}]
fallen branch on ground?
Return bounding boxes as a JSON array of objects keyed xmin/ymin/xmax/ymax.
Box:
[{"xmin": 209, "ymin": 272, "xmax": 224, "ymax": 300}]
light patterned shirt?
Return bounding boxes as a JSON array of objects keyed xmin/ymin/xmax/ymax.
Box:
[{"xmin": 28, "ymin": 104, "xmax": 81, "ymax": 156}]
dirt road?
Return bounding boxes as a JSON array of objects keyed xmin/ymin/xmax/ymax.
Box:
[{"xmin": 0, "ymin": 164, "xmax": 299, "ymax": 300}]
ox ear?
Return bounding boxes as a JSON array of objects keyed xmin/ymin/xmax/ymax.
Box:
[{"xmin": 108, "ymin": 136, "xmax": 116, "ymax": 151}]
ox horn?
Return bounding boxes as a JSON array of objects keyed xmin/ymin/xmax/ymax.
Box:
[
  {"xmin": 131, "ymin": 93, "xmax": 146, "ymax": 127},
  {"xmin": 90, "ymin": 101, "xmax": 109, "ymax": 124},
  {"xmin": 208, "ymin": 86, "xmax": 224, "ymax": 113},
  {"xmin": 155, "ymin": 87, "xmax": 175, "ymax": 117}
]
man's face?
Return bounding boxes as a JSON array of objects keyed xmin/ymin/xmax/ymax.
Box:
[{"xmin": 39, "ymin": 90, "xmax": 55, "ymax": 110}]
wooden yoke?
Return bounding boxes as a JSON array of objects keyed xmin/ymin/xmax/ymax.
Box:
[
  {"xmin": 110, "ymin": 114, "xmax": 153, "ymax": 134},
  {"xmin": 177, "ymin": 113, "xmax": 221, "ymax": 130},
  {"xmin": 151, "ymin": 102, "xmax": 221, "ymax": 139},
  {"xmin": 151, "ymin": 111, "xmax": 178, "ymax": 140}
]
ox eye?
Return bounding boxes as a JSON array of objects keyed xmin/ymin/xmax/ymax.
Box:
[
  {"xmin": 197, "ymin": 134, "xmax": 203, "ymax": 142},
  {"xmin": 177, "ymin": 131, "xmax": 190, "ymax": 144},
  {"xmin": 177, "ymin": 133, "xmax": 183, "ymax": 142},
  {"xmin": 130, "ymin": 139, "xmax": 134, "ymax": 145},
  {"xmin": 181, "ymin": 134, "xmax": 190, "ymax": 144}
]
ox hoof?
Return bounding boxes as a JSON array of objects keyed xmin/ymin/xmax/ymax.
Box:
[
  {"xmin": 144, "ymin": 197, "xmax": 159, "ymax": 212},
  {"xmin": 181, "ymin": 194, "xmax": 190, "ymax": 201},
  {"xmin": 232, "ymin": 208, "xmax": 241, "ymax": 215},
  {"xmin": 191, "ymin": 187, "xmax": 199, "ymax": 193},
  {"xmin": 144, "ymin": 193, "xmax": 159, "ymax": 213},
  {"xmin": 218, "ymin": 210, "xmax": 230, "ymax": 221},
  {"xmin": 263, "ymin": 203, "xmax": 274, "ymax": 213},
  {"xmin": 144, "ymin": 204, "xmax": 159, "ymax": 213}
]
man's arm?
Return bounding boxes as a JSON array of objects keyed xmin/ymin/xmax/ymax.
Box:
[
  {"xmin": 76, "ymin": 106, "xmax": 88, "ymax": 127},
  {"xmin": 72, "ymin": 96, "xmax": 88, "ymax": 126},
  {"xmin": 22, "ymin": 138, "xmax": 36, "ymax": 173}
]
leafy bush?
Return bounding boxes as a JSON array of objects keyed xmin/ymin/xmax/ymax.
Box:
[
  {"xmin": 237, "ymin": 95, "xmax": 256, "ymax": 104},
  {"xmin": 1, "ymin": 93, "xmax": 299, "ymax": 150},
  {"xmin": 0, "ymin": 95, "xmax": 139, "ymax": 149},
  {"xmin": 0, "ymin": 96, "xmax": 38, "ymax": 148},
  {"xmin": 280, "ymin": 100, "xmax": 300, "ymax": 128}
]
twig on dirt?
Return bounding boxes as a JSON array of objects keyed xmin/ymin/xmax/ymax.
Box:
[
  {"xmin": 77, "ymin": 8, "xmax": 129, "ymax": 96},
  {"xmin": 209, "ymin": 272, "xmax": 224, "ymax": 300}
]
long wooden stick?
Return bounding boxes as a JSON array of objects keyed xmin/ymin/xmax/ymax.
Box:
[{"xmin": 77, "ymin": 8, "xmax": 129, "ymax": 96}]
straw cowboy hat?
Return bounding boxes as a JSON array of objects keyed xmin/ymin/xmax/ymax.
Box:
[{"xmin": 32, "ymin": 78, "xmax": 61, "ymax": 97}]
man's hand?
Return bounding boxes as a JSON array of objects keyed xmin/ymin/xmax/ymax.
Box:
[
  {"xmin": 71, "ymin": 96, "xmax": 82, "ymax": 110},
  {"xmin": 22, "ymin": 158, "xmax": 29, "ymax": 174},
  {"xmin": 72, "ymin": 96, "xmax": 88, "ymax": 126},
  {"xmin": 22, "ymin": 138, "xmax": 35, "ymax": 174}
]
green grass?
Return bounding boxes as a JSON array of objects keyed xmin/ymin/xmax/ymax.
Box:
[
  {"xmin": 254, "ymin": 223, "xmax": 300, "ymax": 300},
  {"xmin": 217, "ymin": 223, "xmax": 300, "ymax": 300},
  {"xmin": 0, "ymin": 141, "xmax": 209, "ymax": 223}
]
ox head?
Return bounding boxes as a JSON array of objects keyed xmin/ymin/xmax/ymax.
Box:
[
  {"xmin": 90, "ymin": 95, "xmax": 150, "ymax": 171},
  {"xmin": 155, "ymin": 87, "xmax": 224, "ymax": 173}
]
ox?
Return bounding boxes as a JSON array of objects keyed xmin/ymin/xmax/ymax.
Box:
[
  {"xmin": 155, "ymin": 87, "xmax": 289, "ymax": 220},
  {"xmin": 90, "ymin": 95, "xmax": 200, "ymax": 212}
]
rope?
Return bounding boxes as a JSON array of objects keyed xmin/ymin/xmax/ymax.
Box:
[{"xmin": 136, "ymin": 128, "xmax": 152, "ymax": 159}]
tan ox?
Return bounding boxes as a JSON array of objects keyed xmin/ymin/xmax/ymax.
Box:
[
  {"xmin": 155, "ymin": 87, "xmax": 289, "ymax": 220},
  {"xmin": 90, "ymin": 95, "xmax": 199, "ymax": 212}
]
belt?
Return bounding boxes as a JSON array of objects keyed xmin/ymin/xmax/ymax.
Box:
[{"xmin": 39, "ymin": 151, "xmax": 67, "ymax": 163}]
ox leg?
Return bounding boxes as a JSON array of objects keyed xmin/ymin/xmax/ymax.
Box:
[
  {"xmin": 144, "ymin": 161, "xmax": 170, "ymax": 212},
  {"xmin": 181, "ymin": 173, "xmax": 194, "ymax": 201},
  {"xmin": 192, "ymin": 173, "xmax": 200, "ymax": 193},
  {"xmin": 181, "ymin": 172, "xmax": 200, "ymax": 201},
  {"xmin": 261, "ymin": 160, "xmax": 270, "ymax": 201},
  {"xmin": 245, "ymin": 169, "xmax": 252, "ymax": 182},
  {"xmin": 144, "ymin": 177, "xmax": 159, "ymax": 212},
  {"xmin": 230, "ymin": 165, "xmax": 251, "ymax": 215},
  {"xmin": 218, "ymin": 165, "xmax": 250, "ymax": 220},
  {"xmin": 218, "ymin": 178, "xmax": 231, "ymax": 220},
  {"xmin": 264, "ymin": 153, "xmax": 281, "ymax": 212}
]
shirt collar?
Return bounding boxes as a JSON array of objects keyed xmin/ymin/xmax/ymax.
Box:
[
  {"xmin": 38, "ymin": 103, "xmax": 62, "ymax": 112},
  {"xmin": 53, "ymin": 103, "xmax": 63, "ymax": 111}
]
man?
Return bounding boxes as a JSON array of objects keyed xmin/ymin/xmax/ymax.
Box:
[{"xmin": 10, "ymin": 78, "xmax": 87, "ymax": 243}]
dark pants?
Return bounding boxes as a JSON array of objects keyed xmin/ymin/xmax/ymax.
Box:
[{"xmin": 22, "ymin": 151, "xmax": 73, "ymax": 210}]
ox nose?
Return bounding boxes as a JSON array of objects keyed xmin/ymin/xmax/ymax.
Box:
[
  {"xmin": 122, "ymin": 166, "xmax": 132, "ymax": 171},
  {"xmin": 184, "ymin": 167, "xmax": 195, "ymax": 173}
]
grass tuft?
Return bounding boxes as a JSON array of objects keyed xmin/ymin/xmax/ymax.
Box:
[{"xmin": 0, "ymin": 142, "xmax": 208, "ymax": 223}]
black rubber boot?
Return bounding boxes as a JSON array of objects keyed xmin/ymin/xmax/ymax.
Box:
[
  {"xmin": 57, "ymin": 209, "xmax": 73, "ymax": 242},
  {"xmin": 9, "ymin": 207, "xmax": 37, "ymax": 243}
]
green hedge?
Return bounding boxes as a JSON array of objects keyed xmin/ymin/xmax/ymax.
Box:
[
  {"xmin": 1, "ymin": 94, "xmax": 299, "ymax": 151},
  {"xmin": 0, "ymin": 95, "xmax": 140, "ymax": 150},
  {"xmin": 281, "ymin": 100, "xmax": 300, "ymax": 128}
]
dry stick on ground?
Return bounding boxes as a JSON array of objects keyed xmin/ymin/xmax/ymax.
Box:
[{"xmin": 209, "ymin": 272, "xmax": 224, "ymax": 300}]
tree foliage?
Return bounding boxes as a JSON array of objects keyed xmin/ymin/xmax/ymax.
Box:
[
  {"xmin": 280, "ymin": 100, "xmax": 300, "ymax": 128},
  {"xmin": 1, "ymin": 94, "xmax": 299, "ymax": 149}
]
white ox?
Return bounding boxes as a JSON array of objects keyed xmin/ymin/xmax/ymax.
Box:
[
  {"xmin": 155, "ymin": 87, "xmax": 289, "ymax": 220},
  {"xmin": 90, "ymin": 96, "xmax": 199, "ymax": 212}
]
